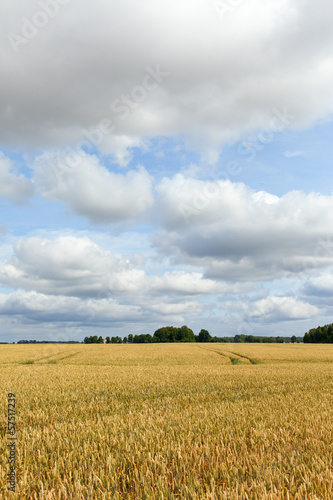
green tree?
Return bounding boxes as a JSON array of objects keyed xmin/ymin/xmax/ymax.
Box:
[
  {"xmin": 133, "ymin": 334, "xmax": 153, "ymax": 343},
  {"xmin": 197, "ymin": 329, "xmax": 212, "ymax": 343},
  {"xmin": 111, "ymin": 336, "xmax": 122, "ymax": 344},
  {"xmin": 153, "ymin": 326, "xmax": 195, "ymax": 343},
  {"xmin": 304, "ymin": 323, "xmax": 333, "ymax": 343},
  {"xmin": 234, "ymin": 334, "xmax": 245, "ymax": 343},
  {"xmin": 153, "ymin": 326, "xmax": 176, "ymax": 342},
  {"xmin": 177, "ymin": 325, "xmax": 195, "ymax": 342},
  {"xmin": 328, "ymin": 325, "xmax": 333, "ymax": 343},
  {"xmin": 84, "ymin": 335, "xmax": 100, "ymax": 344}
]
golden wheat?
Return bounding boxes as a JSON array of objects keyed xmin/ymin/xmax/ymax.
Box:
[{"xmin": 1, "ymin": 343, "xmax": 332, "ymax": 499}]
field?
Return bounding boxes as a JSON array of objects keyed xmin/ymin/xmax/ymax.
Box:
[{"xmin": 0, "ymin": 343, "xmax": 332, "ymax": 499}]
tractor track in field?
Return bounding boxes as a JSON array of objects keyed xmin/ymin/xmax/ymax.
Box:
[
  {"xmin": 224, "ymin": 350, "xmax": 260, "ymax": 365},
  {"xmin": 196, "ymin": 345, "xmax": 247, "ymax": 365},
  {"xmin": 20, "ymin": 350, "xmax": 80, "ymax": 365}
]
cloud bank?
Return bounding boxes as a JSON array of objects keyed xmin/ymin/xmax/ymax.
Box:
[
  {"xmin": 156, "ymin": 175, "xmax": 333, "ymax": 281},
  {"xmin": 33, "ymin": 151, "xmax": 154, "ymax": 223},
  {"xmin": 1, "ymin": 0, "xmax": 333, "ymax": 162}
]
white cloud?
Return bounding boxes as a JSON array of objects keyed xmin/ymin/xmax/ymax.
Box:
[
  {"xmin": 0, "ymin": 231, "xmax": 325, "ymax": 337},
  {"xmin": 0, "ymin": 235, "xmax": 146, "ymax": 297},
  {"xmin": 150, "ymin": 271, "xmax": 245, "ymax": 295},
  {"xmin": 1, "ymin": 1, "xmax": 333, "ymax": 161},
  {"xmin": 0, "ymin": 233, "xmax": 244, "ymax": 297},
  {"xmin": 147, "ymin": 300, "xmax": 201, "ymax": 317},
  {"xmin": 0, "ymin": 288, "xmax": 205, "ymax": 335},
  {"xmin": 155, "ymin": 174, "xmax": 333, "ymax": 281},
  {"xmin": 0, "ymin": 290, "xmax": 143, "ymax": 323},
  {"xmin": 0, "ymin": 152, "xmax": 34, "ymax": 203},
  {"xmin": 0, "ymin": 233, "xmax": 247, "ymax": 333},
  {"xmin": 303, "ymin": 272, "xmax": 333, "ymax": 297},
  {"xmin": 249, "ymin": 296, "xmax": 319, "ymax": 321},
  {"xmin": 2, "ymin": 0, "xmax": 333, "ymax": 339},
  {"xmin": 32, "ymin": 151, "xmax": 154, "ymax": 223}
]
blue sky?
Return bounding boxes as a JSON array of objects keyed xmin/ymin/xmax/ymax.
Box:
[{"xmin": 1, "ymin": 0, "xmax": 333, "ymax": 342}]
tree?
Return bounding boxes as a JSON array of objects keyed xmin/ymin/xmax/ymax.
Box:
[
  {"xmin": 105, "ymin": 336, "xmax": 111, "ymax": 344},
  {"xmin": 177, "ymin": 325, "xmax": 195, "ymax": 342},
  {"xmin": 291, "ymin": 335, "xmax": 297, "ymax": 343},
  {"xmin": 153, "ymin": 326, "xmax": 195, "ymax": 343},
  {"xmin": 84, "ymin": 335, "xmax": 102, "ymax": 344},
  {"xmin": 133, "ymin": 334, "xmax": 153, "ymax": 343},
  {"xmin": 153, "ymin": 326, "xmax": 177, "ymax": 342},
  {"xmin": 111, "ymin": 336, "xmax": 122, "ymax": 344},
  {"xmin": 197, "ymin": 329, "xmax": 212, "ymax": 343},
  {"xmin": 128, "ymin": 334, "xmax": 134, "ymax": 343},
  {"xmin": 234, "ymin": 334, "xmax": 245, "ymax": 343},
  {"xmin": 328, "ymin": 325, "xmax": 333, "ymax": 343},
  {"xmin": 304, "ymin": 323, "xmax": 333, "ymax": 343}
]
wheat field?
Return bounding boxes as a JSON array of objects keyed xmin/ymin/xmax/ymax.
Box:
[{"xmin": 0, "ymin": 343, "xmax": 332, "ymax": 499}]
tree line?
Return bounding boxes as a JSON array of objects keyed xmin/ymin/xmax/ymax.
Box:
[
  {"xmin": 303, "ymin": 323, "xmax": 333, "ymax": 343},
  {"xmin": 16, "ymin": 340, "xmax": 80, "ymax": 344},
  {"xmin": 11, "ymin": 323, "xmax": 333, "ymax": 345},
  {"xmin": 83, "ymin": 327, "xmax": 302, "ymax": 344}
]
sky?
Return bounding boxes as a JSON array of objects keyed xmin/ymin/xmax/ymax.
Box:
[{"xmin": 1, "ymin": 0, "xmax": 333, "ymax": 342}]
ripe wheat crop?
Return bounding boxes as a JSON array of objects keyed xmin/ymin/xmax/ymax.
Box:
[{"xmin": 1, "ymin": 343, "xmax": 332, "ymax": 499}]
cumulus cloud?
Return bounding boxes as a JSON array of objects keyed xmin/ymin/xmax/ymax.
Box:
[
  {"xmin": 1, "ymin": 0, "xmax": 333, "ymax": 161},
  {"xmin": 155, "ymin": 175, "xmax": 333, "ymax": 281},
  {"xmin": 0, "ymin": 235, "xmax": 147, "ymax": 297},
  {"xmin": 147, "ymin": 300, "xmax": 201, "ymax": 317},
  {"xmin": 3, "ymin": 1, "xmax": 333, "ymax": 339},
  {"xmin": 0, "ymin": 233, "xmax": 324, "ymax": 335},
  {"xmin": 150, "ymin": 271, "xmax": 245, "ymax": 295},
  {"xmin": 0, "ymin": 233, "xmax": 256, "ymax": 333},
  {"xmin": 0, "ymin": 290, "xmax": 143, "ymax": 324},
  {"xmin": 32, "ymin": 151, "xmax": 154, "ymax": 223},
  {"xmin": 249, "ymin": 296, "xmax": 319, "ymax": 321},
  {"xmin": 303, "ymin": 272, "xmax": 333, "ymax": 297},
  {"xmin": 0, "ymin": 152, "xmax": 34, "ymax": 203},
  {"xmin": 0, "ymin": 288, "xmax": 206, "ymax": 332},
  {"xmin": 0, "ymin": 234, "xmax": 237, "ymax": 299}
]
